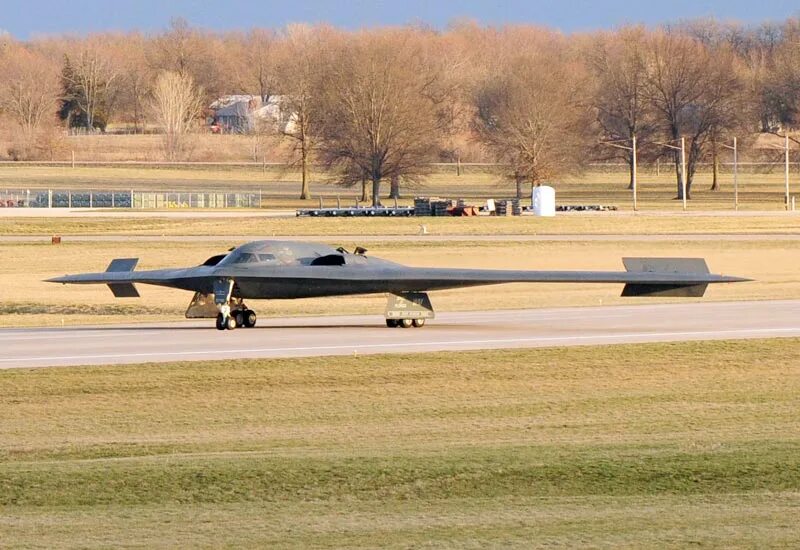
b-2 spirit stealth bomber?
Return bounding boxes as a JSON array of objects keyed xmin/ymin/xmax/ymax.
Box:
[{"xmin": 48, "ymin": 239, "xmax": 748, "ymax": 330}]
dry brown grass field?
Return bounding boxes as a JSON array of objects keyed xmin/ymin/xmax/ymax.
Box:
[
  {"xmin": 2, "ymin": 340, "xmax": 799, "ymax": 547},
  {"xmin": 1, "ymin": 159, "xmax": 799, "ymax": 211},
  {"xmin": 3, "ymin": 153, "xmax": 799, "ymax": 548},
  {"xmin": 3, "ymin": 211, "xmax": 800, "ymax": 237},
  {"xmin": 2, "ymin": 237, "xmax": 796, "ymax": 327}
]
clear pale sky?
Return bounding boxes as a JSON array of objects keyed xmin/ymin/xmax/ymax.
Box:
[{"xmin": 2, "ymin": 0, "xmax": 798, "ymax": 39}]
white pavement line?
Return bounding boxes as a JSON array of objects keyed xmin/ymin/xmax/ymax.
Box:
[
  {"xmin": 0, "ymin": 330, "xmax": 179, "ymax": 342},
  {"xmin": 4, "ymin": 326, "xmax": 800, "ymax": 364}
]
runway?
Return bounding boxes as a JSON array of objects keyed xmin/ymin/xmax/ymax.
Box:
[{"xmin": 2, "ymin": 300, "xmax": 799, "ymax": 369}]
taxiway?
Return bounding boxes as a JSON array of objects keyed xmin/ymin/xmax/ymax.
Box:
[{"xmin": 2, "ymin": 300, "xmax": 799, "ymax": 369}]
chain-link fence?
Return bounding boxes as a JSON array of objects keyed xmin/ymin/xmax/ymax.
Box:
[{"xmin": 0, "ymin": 189, "xmax": 263, "ymax": 209}]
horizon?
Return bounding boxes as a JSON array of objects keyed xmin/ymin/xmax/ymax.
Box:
[{"xmin": 2, "ymin": 0, "xmax": 799, "ymax": 40}]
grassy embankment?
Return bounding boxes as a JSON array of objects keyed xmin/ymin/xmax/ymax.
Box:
[
  {"xmin": 2, "ymin": 237, "xmax": 798, "ymax": 326},
  {"xmin": 2, "ymin": 340, "xmax": 799, "ymax": 547}
]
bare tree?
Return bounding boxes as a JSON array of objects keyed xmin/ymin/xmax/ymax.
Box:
[
  {"xmin": 472, "ymin": 41, "xmax": 591, "ymax": 197},
  {"xmin": 763, "ymin": 20, "xmax": 800, "ymax": 131},
  {"xmin": 644, "ymin": 30, "xmax": 743, "ymax": 198},
  {"xmin": 315, "ymin": 30, "xmax": 444, "ymax": 206},
  {"xmin": 61, "ymin": 43, "xmax": 119, "ymax": 132},
  {"xmin": 150, "ymin": 71, "xmax": 203, "ymax": 160},
  {"xmin": 231, "ymin": 28, "xmax": 278, "ymax": 102},
  {"xmin": 148, "ymin": 18, "xmax": 225, "ymax": 103},
  {"xmin": 0, "ymin": 43, "xmax": 60, "ymax": 158},
  {"xmin": 271, "ymin": 24, "xmax": 335, "ymax": 200},
  {"xmin": 587, "ymin": 27, "xmax": 657, "ymax": 189},
  {"xmin": 112, "ymin": 33, "xmax": 151, "ymax": 133}
]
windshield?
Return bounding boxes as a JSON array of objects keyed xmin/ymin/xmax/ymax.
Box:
[{"xmin": 218, "ymin": 251, "xmax": 277, "ymax": 266}]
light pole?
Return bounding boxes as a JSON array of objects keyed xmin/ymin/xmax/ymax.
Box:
[
  {"xmin": 720, "ymin": 137, "xmax": 738, "ymax": 211},
  {"xmin": 654, "ymin": 138, "xmax": 687, "ymax": 211},
  {"xmin": 785, "ymin": 134, "xmax": 790, "ymax": 210},
  {"xmin": 633, "ymin": 135, "xmax": 638, "ymax": 211},
  {"xmin": 681, "ymin": 137, "xmax": 687, "ymax": 211},
  {"xmin": 600, "ymin": 136, "xmax": 638, "ymax": 211}
]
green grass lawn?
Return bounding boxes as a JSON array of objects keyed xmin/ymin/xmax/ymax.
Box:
[{"xmin": 2, "ymin": 339, "xmax": 799, "ymax": 547}]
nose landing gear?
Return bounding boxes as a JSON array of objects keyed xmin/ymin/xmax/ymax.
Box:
[{"xmin": 212, "ymin": 278, "xmax": 257, "ymax": 331}]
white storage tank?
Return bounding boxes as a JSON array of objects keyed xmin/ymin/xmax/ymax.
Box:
[{"xmin": 532, "ymin": 185, "xmax": 556, "ymax": 217}]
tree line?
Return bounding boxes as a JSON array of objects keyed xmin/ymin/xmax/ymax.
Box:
[{"xmin": 1, "ymin": 17, "xmax": 799, "ymax": 203}]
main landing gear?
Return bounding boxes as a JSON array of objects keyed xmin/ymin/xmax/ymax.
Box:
[
  {"xmin": 386, "ymin": 318, "xmax": 426, "ymax": 328},
  {"xmin": 384, "ymin": 292, "xmax": 433, "ymax": 328},
  {"xmin": 216, "ymin": 306, "xmax": 257, "ymax": 331}
]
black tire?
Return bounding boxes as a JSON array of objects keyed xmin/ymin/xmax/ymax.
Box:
[
  {"xmin": 399, "ymin": 318, "xmax": 413, "ymax": 329},
  {"xmin": 386, "ymin": 319, "xmax": 399, "ymax": 328},
  {"xmin": 234, "ymin": 311, "xmax": 245, "ymax": 328},
  {"xmin": 226, "ymin": 315, "xmax": 237, "ymax": 330},
  {"xmin": 412, "ymin": 318, "xmax": 426, "ymax": 328},
  {"xmin": 215, "ymin": 313, "xmax": 226, "ymax": 330},
  {"xmin": 244, "ymin": 310, "xmax": 257, "ymax": 328}
]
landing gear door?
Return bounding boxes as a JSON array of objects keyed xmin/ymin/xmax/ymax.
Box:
[
  {"xmin": 185, "ymin": 292, "xmax": 219, "ymax": 319},
  {"xmin": 385, "ymin": 292, "xmax": 435, "ymax": 320}
]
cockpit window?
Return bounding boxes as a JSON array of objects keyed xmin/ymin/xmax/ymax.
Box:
[
  {"xmin": 233, "ymin": 252, "xmax": 258, "ymax": 264},
  {"xmin": 218, "ymin": 250, "xmax": 280, "ymax": 266}
]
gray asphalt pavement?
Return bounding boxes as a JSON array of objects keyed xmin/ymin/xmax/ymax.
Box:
[{"xmin": 2, "ymin": 300, "xmax": 799, "ymax": 369}]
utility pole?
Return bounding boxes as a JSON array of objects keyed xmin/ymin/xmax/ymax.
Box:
[
  {"xmin": 721, "ymin": 137, "xmax": 738, "ymax": 211},
  {"xmin": 680, "ymin": 137, "xmax": 687, "ymax": 211},
  {"xmin": 733, "ymin": 137, "xmax": 738, "ymax": 211},
  {"xmin": 632, "ymin": 135, "xmax": 638, "ymax": 212},
  {"xmin": 785, "ymin": 133, "xmax": 790, "ymax": 210},
  {"xmin": 600, "ymin": 136, "xmax": 638, "ymax": 211},
  {"xmin": 654, "ymin": 138, "xmax": 687, "ymax": 211}
]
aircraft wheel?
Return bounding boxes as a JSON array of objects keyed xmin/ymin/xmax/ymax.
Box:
[
  {"xmin": 399, "ymin": 318, "xmax": 413, "ymax": 329},
  {"xmin": 412, "ymin": 318, "xmax": 426, "ymax": 328},
  {"xmin": 233, "ymin": 310, "xmax": 245, "ymax": 328},
  {"xmin": 386, "ymin": 319, "xmax": 399, "ymax": 328},
  {"xmin": 216, "ymin": 313, "xmax": 226, "ymax": 330},
  {"xmin": 226, "ymin": 315, "xmax": 237, "ymax": 330},
  {"xmin": 244, "ymin": 310, "xmax": 257, "ymax": 328}
]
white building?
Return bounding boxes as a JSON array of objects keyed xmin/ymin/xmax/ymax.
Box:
[{"xmin": 209, "ymin": 95, "xmax": 297, "ymax": 134}]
